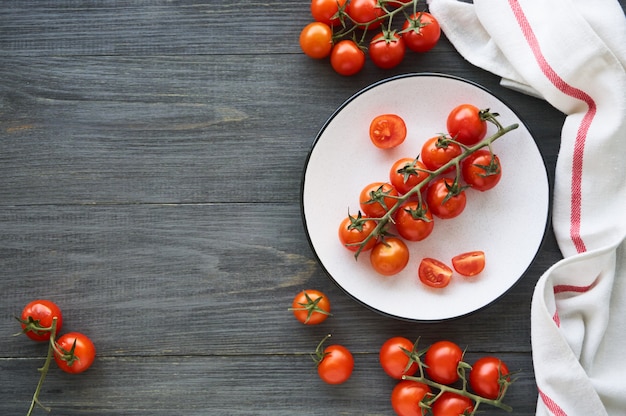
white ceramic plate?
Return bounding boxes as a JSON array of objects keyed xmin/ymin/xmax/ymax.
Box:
[{"xmin": 301, "ymin": 73, "xmax": 550, "ymax": 321}]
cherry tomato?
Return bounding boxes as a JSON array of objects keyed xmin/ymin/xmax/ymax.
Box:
[
  {"xmin": 451, "ymin": 251, "xmax": 485, "ymax": 277},
  {"xmin": 315, "ymin": 336, "xmax": 354, "ymax": 385},
  {"xmin": 311, "ymin": 0, "xmax": 347, "ymax": 27},
  {"xmin": 430, "ymin": 392, "xmax": 474, "ymax": 416},
  {"xmin": 291, "ymin": 289, "xmax": 331, "ymax": 325},
  {"xmin": 369, "ymin": 32, "xmax": 406, "ymax": 69},
  {"xmin": 370, "ymin": 114, "xmax": 407, "ymax": 149},
  {"xmin": 418, "ymin": 258, "xmax": 453, "ymax": 289},
  {"xmin": 379, "ymin": 336, "xmax": 418, "ymax": 379},
  {"xmin": 420, "ymin": 135, "xmax": 462, "ymax": 173},
  {"xmin": 20, "ymin": 300, "xmax": 63, "ymax": 342},
  {"xmin": 426, "ymin": 177, "xmax": 466, "ymax": 219},
  {"xmin": 370, "ymin": 237, "xmax": 409, "ymax": 276},
  {"xmin": 299, "ymin": 22, "xmax": 333, "ymax": 59},
  {"xmin": 391, "ymin": 380, "xmax": 431, "ymax": 416},
  {"xmin": 54, "ymin": 332, "xmax": 96, "ymax": 374},
  {"xmin": 469, "ymin": 356, "xmax": 510, "ymax": 399},
  {"xmin": 447, "ymin": 104, "xmax": 487, "ymax": 146},
  {"xmin": 346, "ymin": 0, "xmax": 384, "ymax": 29},
  {"xmin": 359, "ymin": 182, "xmax": 399, "ymax": 218},
  {"xmin": 394, "ymin": 201, "xmax": 434, "ymax": 242},
  {"xmin": 389, "ymin": 157, "xmax": 430, "ymax": 195},
  {"xmin": 401, "ymin": 12, "xmax": 441, "ymax": 53},
  {"xmin": 423, "ymin": 340, "xmax": 463, "ymax": 384},
  {"xmin": 461, "ymin": 149, "xmax": 502, "ymax": 191},
  {"xmin": 330, "ymin": 39, "xmax": 366, "ymax": 76},
  {"xmin": 338, "ymin": 214, "xmax": 377, "ymax": 252}
]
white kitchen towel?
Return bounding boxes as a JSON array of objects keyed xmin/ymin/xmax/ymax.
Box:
[{"xmin": 426, "ymin": 0, "xmax": 626, "ymax": 414}]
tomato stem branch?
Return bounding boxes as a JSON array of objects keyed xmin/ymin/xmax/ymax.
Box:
[{"xmin": 26, "ymin": 317, "xmax": 58, "ymax": 416}]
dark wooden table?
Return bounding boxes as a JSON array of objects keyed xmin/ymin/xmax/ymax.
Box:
[{"xmin": 2, "ymin": 2, "xmax": 622, "ymax": 415}]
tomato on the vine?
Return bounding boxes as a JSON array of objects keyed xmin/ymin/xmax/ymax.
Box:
[
  {"xmin": 418, "ymin": 258, "xmax": 453, "ymax": 289},
  {"xmin": 54, "ymin": 332, "xmax": 96, "ymax": 374},
  {"xmin": 359, "ymin": 182, "xmax": 399, "ymax": 218},
  {"xmin": 346, "ymin": 0, "xmax": 384, "ymax": 29},
  {"xmin": 20, "ymin": 300, "xmax": 63, "ymax": 342},
  {"xmin": 338, "ymin": 214, "xmax": 377, "ymax": 252},
  {"xmin": 423, "ymin": 340, "xmax": 463, "ymax": 384},
  {"xmin": 469, "ymin": 356, "xmax": 510, "ymax": 399},
  {"xmin": 391, "ymin": 380, "xmax": 431, "ymax": 416},
  {"xmin": 314, "ymin": 336, "xmax": 354, "ymax": 385},
  {"xmin": 461, "ymin": 149, "xmax": 502, "ymax": 191},
  {"xmin": 451, "ymin": 251, "xmax": 485, "ymax": 277},
  {"xmin": 369, "ymin": 31, "xmax": 406, "ymax": 69},
  {"xmin": 447, "ymin": 104, "xmax": 488, "ymax": 146},
  {"xmin": 394, "ymin": 201, "xmax": 434, "ymax": 242},
  {"xmin": 370, "ymin": 114, "xmax": 407, "ymax": 149},
  {"xmin": 330, "ymin": 39, "xmax": 366, "ymax": 76},
  {"xmin": 299, "ymin": 22, "xmax": 333, "ymax": 59},
  {"xmin": 370, "ymin": 237, "xmax": 409, "ymax": 276},
  {"xmin": 311, "ymin": 0, "xmax": 347, "ymax": 27},
  {"xmin": 430, "ymin": 391, "xmax": 474, "ymax": 416},
  {"xmin": 420, "ymin": 135, "xmax": 462, "ymax": 173},
  {"xmin": 291, "ymin": 289, "xmax": 332, "ymax": 325},
  {"xmin": 389, "ymin": 157, "xmax": 429, "ymax": 195},
  {"xmin": 401, "ymin": 12, "xmax": 440, "ymax": 53},
  {"xmin": 426, "ymin": 177, "xmax": 467, "ymax": 219},
  {"xmin": 379, "ymin": 336, "xmax": 418, "ymax": 379}
]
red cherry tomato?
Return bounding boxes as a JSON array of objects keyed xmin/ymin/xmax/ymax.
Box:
[
  {"xmin": 418, "ymin": 258, "xmax": 453, "ymax": 289},
  {"xmin": 423, "ymin": 340, "xmax": 463, "ymax": 384},
  {"xmin": 430, "ymin": 392, "xmax": 474, "ymax": 416},
  {"xmin": 447, "ymin": 104, "xmax": 488, "ymax": 146},
  {"xmin": 420, "ymin": 135, "xmax": 462, "ymax": 173},
  {"xmin": 370, "ymin": 237, "xmax": 410, "ymax": 276},
  {"xmin": 54, "ymin": 332, "xmax": 96, "ymax": 374},
  {"xmin": 346, "ymin": 0, "xmax": 384, "ymax": 29},
  {"xmin": 369, "ymin": 32, "xmax": 406, "ymax": 69},
  {"xmin": 379, "ymin": 336, "xmax": 418, "ymax": 379},
  {"xmin": 291, "ymin": 289, "xmax": 331, "ymax": 325},
  {"xmin": 461, "ymin": 149, "xmax": 502, "ymax": 191},
  {"xmin": 401, "ymin": 12, "xmax": 441, "ymax": 53},
  {"xmin": 299, "ymin": 22, "xmax": 333, "ymax": 59},
  {"xmin": 394, "ymin": 201, "xmax": 434, "ymax": 242},
  {"xmin": 469, "ymin": 356, "xmax": 510, "ymax": 399},
  {"xmin": 311, "ymin": 0, "xmax": 348, "ymax": 27},
  {"xmin": 20, "ymin": 300, "xmax": 63, "ymax": 342},
  {"xmin": 338, "ymin": 214, "xmax": 377, "ymax": 252},
  {"xmin": 389, "ymin": 157, "xmax": 430, "ymax": 195},
  {"xmin": 330, "ymin": 39, "xmax": 366, "ymax": 76},
  {"xmin": 314, "ymin": 336, "xmax": 354, "ymax": 385},
  {"xmin": 359, "ymin": 182, "xmax": 399, "ymax": 218},
  {"xmin": 391, "ymin": 380, "xmax": 431, "ymax": 416},
  {"xmin": 451, "ymin": 251, "xmax": 485, "ymax": 277},
  {"xmin": 426, "ymin": 177, "xmax": 467, "ymax": 219},
  {"xmin": 369, "ymin": 114, "xmax": 407, "ymax": 149}
]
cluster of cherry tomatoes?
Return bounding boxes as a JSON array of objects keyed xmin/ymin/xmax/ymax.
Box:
[
  {"xmin": 300, "ymin": 0, "xmax": 441, "ymax": 75},
  {"xmin": 18, "ymin": 299, "xmax": 96, "ymax": 415},
  {"xmin": 338, "ymin": 104, "xmax": 505, "ymax": 286},
  {"xmin": 290, "ymin": 290, "xmax": 514, "ymax": 414}
]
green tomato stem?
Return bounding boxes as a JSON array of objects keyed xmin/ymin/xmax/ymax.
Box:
[{"xmin": 26, "ymin": 317, "xmax": 58, "ymax": 416}]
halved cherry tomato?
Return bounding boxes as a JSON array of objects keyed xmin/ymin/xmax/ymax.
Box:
[
  {"xmin": 389, "ymin": 157, "xmax": 430, "ymax": 195},
  {"xmin": 346, "ymin": 0, "xmax": 384, "ymax": 29},
  {"xmin": 394, "ymin": 201, "xmax": 434, "ymax": 242},
  {"xmin": 401, "ymin": 12, "xmax": 441, "ymax": 53},
  {"xmin": 359, "ymin": 182, "xmax": 399, "ymax": 218},
  {"xmin": 314, "ymin": 335, "xmax": 354, "ymax": 385},
  {"xmin": 418, "ymin": 257, "xmax": 452, "ymax": 288},
  {"xmin": 451, "ymin": 251, "xmax": 485, "ymax": 276},
  {"xmin": 311, "ymin": 0, "xmax": 348, "ymax": 27},
  {"xmin": 369, "ymin": 32, "xmax": 406, "ymax": 70},
  {"xmin": 447, "ymin": 104, "xmax": 488, "ymax": 146},
  {"xmin": 369, "ymin": 114, "xmax": 407, "ymax": 149},
  {"xmin": 425, "ymin": 177, "xmax": 467, "ymax": 219},
  {"xmin": 461, "ymin": 149, "xmax": 502, "ymax": 191},
  {"xmin": 430, "ymin": 391, "xmax": 474, "ymax": 416},
  {"xmin": 330, "ymin": 39, "xmax": 366, "ymax": 76},
  {"xmin": 391, "ymin": 380, "xmax": 431, "ymax": 416},
  {"xmin": 420, "ymin": 135, "xmax": 462, "ymax": 173},
  {"xmin": 299, "ymin": 22, "xmax": 333, "ymax": 59},
  {"xmin": 423, "ymin": 340, "xmax": 463, "ymax": 384},
  {"xmin": 469, "ymin": 356, "xmax": 510, "ymax": 400},
  {"xmin": 20, "ymin": 299, "xmax": 63, "ymax": 342},
  {"xmin": 54, "ymin": 332, "xmax": 96, "ymax": 374},
  {"xmin": 291, "ymin": 289, "xmax": 331, "ymax": 325},
  {"xmin": 370, "ymin": 237, "xmax": 409, "ymax": 276},
  {"xmin": 379, "ymin": 336, "xmax": 418, "ymax": 379}
]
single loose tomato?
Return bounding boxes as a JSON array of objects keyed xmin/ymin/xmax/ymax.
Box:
[
  {"xmin": 359, "ymin": 182, "xmax": 399, "ymax": 218},
  {"xmin": 461, "ymin": 149, "xmax": 502, "ymax": 191},
  {"xmin": 391, "ymin": 380, "xmax": 431, "ymax": 416},
  {"xmin": 311, "ymin": 0, "xmax": 347, "ymax": 27},
  {"xmin": 54, "ymin": 332, "xmax": 96, "ymax": 374},
  {"xmin": 369, "ymin": 32, "xmax": 406, "ymax": 69},
  {"xmin": 370, "ymin": 237, "xmax": 409, "ymax": 276},
  {"xmin": 389, "ymin": 157, "xmax": 430, "ymax": 195},
  {"xmin": 401, "ymin": 12, "xmax": 441, "ymax": 53},
  {"xmin": 314, "ymin": 335, "xmax": 354, "ymax": 385},
  {"xmin": 394, "ymin": 201, "xmax": 434, "ymax": 242},
  {"xmin": 370, "ymin": 114, "xmax": 407, "ymax": 149},
  {"xmin": 338, "ymin": 214, "xmax": 377, "ymax": 252},
  {"xmin": 418, "ymin": 258, "xmax": 453, "ymax": 289},
  {"xmin": 420, "ymin": 135, "xmax": 462, "ymax": 173},
  {"xmin": 330, "ymin": 39, "xmax": 366, "ymax": 76},
  {"xmin": 423, "ymin": 340, "xmax": 463, "ymax": 384},
  {"xmin": 451, "ymin": 251, "xmax": 485, "ymax": 277},
  {"xmin": 469, "ymin": 356, "xmax": 510, "ymax": 399},
  {"xmin": 379, "ymin": 337, "xmax": 418, "ymax": 379},
  {"xmin": 447, "ymin": 104, "xmax": 488, "ymax": 146},
  {"xmin": 20, "ymin": 299, "xmax": 63, "ymax": 342},
  {"xmin": 346, "ymin": 0, "xmax": 384, "ymax": 29},
  {"xmin": 430, "ymin": 392, "xmax": 474, "ymax": 416},
  {"xmin": 299, "ymin": 22, "xmax": 333, "ymax": 59},
  {"xmin": 426, "ymin": 177, "xmax": 467, "ymax": 219},
  {"xmin": 291, "ymin": 289, "xmax": 331, "ymax": 325}
]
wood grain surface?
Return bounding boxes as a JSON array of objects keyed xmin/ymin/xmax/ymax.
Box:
[{"xmin": 2, "ymin": 1, "xmax": 621, "ymax": 415}]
